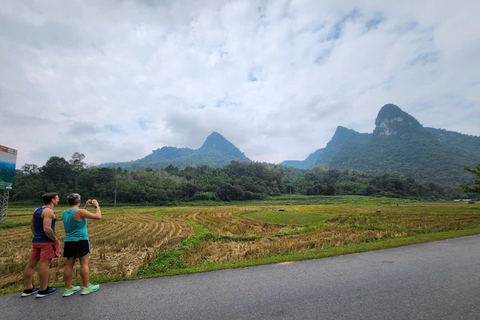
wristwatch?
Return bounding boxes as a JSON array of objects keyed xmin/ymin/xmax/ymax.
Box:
[{"xmin": 94, "ymin": 205, "xmax": 99, "ymax": 208}]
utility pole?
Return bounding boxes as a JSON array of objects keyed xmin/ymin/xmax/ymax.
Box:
[{"xmin": 289, "ymin": 187, "xmax": 292, "ymax": 208}]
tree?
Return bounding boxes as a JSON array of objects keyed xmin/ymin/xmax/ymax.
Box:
[
  {"xmin": 41, "ymin": 156, "xmax": 72, "ymax": 183},
  {"xmin": 323, "ymin": 184, "xmax": 336, "ymax": 195},
  {"xmin": 21, "ymin": 163, "xmax": 40, "ymax": 175},
  {"xmin": 459, "ymin": 164, "xmax": 480, "ymax": 194},
  {"xmin": 69, "ymin": 152, "xmax": 86, "ymax": 170},
  {"xmin": 216, "ymin": 183, "xmax": 245, "ymax": 201}
]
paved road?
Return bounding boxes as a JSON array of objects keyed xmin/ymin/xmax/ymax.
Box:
[{"xmin": 2, "ymin": 235, "xmax": 479, "ymax": 320}]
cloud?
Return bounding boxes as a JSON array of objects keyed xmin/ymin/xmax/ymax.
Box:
[
  {"xmin": 67, "ymin": 122, "xmax": 103, "ymax": 136},
  {"xmin": 1, "ymin": 0, "xmax": 479, "ymax": 166}
]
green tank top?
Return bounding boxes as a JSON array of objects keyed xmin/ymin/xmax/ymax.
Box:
[{"xmin": 62, "ymin": 208, "xmax": 88, "ymax": 241}]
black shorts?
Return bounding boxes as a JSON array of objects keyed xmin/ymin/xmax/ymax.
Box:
[{"xmin": 63, "ymin": 240, "xmax": 90, "ymax": 258}]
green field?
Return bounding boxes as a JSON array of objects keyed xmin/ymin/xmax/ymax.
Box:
[{"xmin": 1, "ymin": 196, "xmax": 479, "ymax": 294}]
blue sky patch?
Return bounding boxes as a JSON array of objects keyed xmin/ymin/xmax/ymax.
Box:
[
  {"xmin": 104, "ymin": 124, "xmax": 125, "ymax": 134},
  {"xmin": 409, "ymin": 51, "xmax": 440, "ymax": 66}
]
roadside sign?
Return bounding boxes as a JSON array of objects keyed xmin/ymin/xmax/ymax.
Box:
[{"xmin": 0, "ymin": 145, "xmax": 17, "ymax": 190}]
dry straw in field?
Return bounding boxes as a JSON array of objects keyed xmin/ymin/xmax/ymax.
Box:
[
  {"xmin": 0, "ymin": 213, "xmax": 194, "ymax": 289},
  {"xmin": 185, "ymin": 208, "xmax": 302, "ymax": 236},
  {"xmin": 182, "ymin": 226, "xmax": 406, "ymax": 265}
]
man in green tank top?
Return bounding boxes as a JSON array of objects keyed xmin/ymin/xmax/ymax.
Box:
[{"xmin": 62, "ymin": 193, "xmax": 102, "ymax": 296}]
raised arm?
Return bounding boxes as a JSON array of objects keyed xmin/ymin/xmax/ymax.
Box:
[{"xmin": 78, "ymin": 199, "xmax": 102, "ymax": 220}]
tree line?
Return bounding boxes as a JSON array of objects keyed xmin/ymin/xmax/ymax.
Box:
[{"xmin": 11, "ymin": 153, "xmax": 474, "ymax": 205}]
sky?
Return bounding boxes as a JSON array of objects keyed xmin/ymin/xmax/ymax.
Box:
[{"xmin": 1, "ymin": 0, "xmax": 479, "ymax": 168}]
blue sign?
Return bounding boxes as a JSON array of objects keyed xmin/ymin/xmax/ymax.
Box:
[{"xmin": 0, "ymin": 145, "xmax": 17, "ymax": 190}]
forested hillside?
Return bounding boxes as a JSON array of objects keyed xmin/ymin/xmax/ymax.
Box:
[
  {"xmin": 283, "ymin": 104, "xmax": 480, "ymax": 186},
  {"xmin": 94, "ymin": 105, "xmax": 480, "ymax": 187},
  {"xmin": 101, "ymin": 132, "xmax": 250, "ymax": 170},
  {"xmin": 9, "ymin": 106, "xmax": 478, "ymax": 202},
  {"xmin": 11, "ymin": 153, "xmax": 473, "ymax": 204}
]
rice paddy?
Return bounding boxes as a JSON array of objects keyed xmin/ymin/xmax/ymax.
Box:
[
  {"xmin": 0, "ymin": 207, "xmax": 194, "ymax": 289},
  {"xmin": 1, "ymin": 197, "xmax": 479, "ymax": 293}
]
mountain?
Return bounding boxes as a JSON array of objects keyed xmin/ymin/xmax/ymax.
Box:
[
  {"xmin": 101, "ymin": 132, "xmax": 250, "ymax": 170},
  {"xmin": 282, "ymin": 104, "xmax": 480, "ymax": 186}
]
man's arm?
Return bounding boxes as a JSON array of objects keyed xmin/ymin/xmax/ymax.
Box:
[
  {"xmin": 42, "ymin": 208, "xmax": 59, "ymax": 242},
  {"xmin": 30, "ymin": 214, "xmax": 34, "ymax": 235}
]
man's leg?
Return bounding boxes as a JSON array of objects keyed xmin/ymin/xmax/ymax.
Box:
[
  {"xmin": 38, "ymin": 259, "xmax": 52, "ymax": 291},
  {"xmin": 79, "ymin": 254, "xmax": 90, "ymax": 287},
  {"xmin": 64, "ymin": 258, "xmax": 76, "ymax": 289},
  {"xmin": 23, "ymin": 260, "xmax": 38, "ymax": 289}
]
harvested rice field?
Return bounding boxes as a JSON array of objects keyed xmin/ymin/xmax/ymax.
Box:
[{"xmin": 1, "ymin": 197, "xmax": 480, "ymax": 293}]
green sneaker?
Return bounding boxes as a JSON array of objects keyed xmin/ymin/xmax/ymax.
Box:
[
  {"xmin": 81, "ymin": 283, "xmax": 100, "ymax": 295},
  {"xmin": 63, "ymin": 285, "xmax": 81, "ymax": 297}
]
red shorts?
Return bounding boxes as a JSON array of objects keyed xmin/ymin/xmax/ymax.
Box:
[{"xmin": 30, "ymin": 241, "xmax": 61, "ymax": 260}]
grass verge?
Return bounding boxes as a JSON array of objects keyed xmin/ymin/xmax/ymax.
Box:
[
  {"xmin": 136, "ymin": 219, "xmax": 216, "ymax": 276},
  {"xmin": 0, "ymin": 221, "xmax": 30, "ymax": 230},
  {"xmin": 132, "ymin": 226, "xmax": 480, "ymax": 278}
]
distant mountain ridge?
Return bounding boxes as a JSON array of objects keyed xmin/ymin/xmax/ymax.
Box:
[
  {"xmin": 101, "ymin": 132, "xmax": 250, "ymax": 170},
  {"xmin": 282, "ymin": 104, "xmax": 480, "ymax": 185},
  {"xmin": 101, "ymin": 104, "xmax": 479, "ymax": 186}
]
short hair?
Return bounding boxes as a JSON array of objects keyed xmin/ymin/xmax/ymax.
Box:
[
  {"xmin": 42, "ymin": 192, "xmax": 58, "ymax": 205},
  {"xmin": 67, "ymin": 193, "xmax": 81, "ymax": 206}
]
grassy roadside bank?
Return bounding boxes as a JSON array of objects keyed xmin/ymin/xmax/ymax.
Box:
[{"xmin": 135, "ymin": 226, "xmax": 480, "ymax": 277}]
